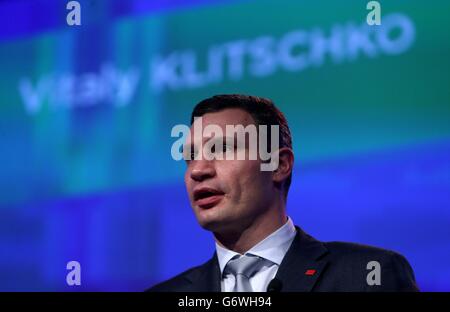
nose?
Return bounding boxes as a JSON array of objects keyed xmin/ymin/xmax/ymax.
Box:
[{"xmin": 189, "ymin": 159, "xmax": 216, "ymax": 182}]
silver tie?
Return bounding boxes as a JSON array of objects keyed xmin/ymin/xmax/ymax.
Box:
[{"xmin": 224, "ymin": 255, "xmax": 264, "ymax": 292}]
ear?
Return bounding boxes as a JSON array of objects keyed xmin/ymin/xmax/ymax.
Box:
[{"xmin": 272, "ymin": 147, "xmax": 294, "ymax": 184}]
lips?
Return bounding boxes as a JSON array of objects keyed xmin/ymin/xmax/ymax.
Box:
[{"xmin": 193, "ymin": 187, "xmax": 225, "ymax": 209}]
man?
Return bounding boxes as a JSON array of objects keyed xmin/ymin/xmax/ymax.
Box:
[{"xmin": 148, "ymin": 94, "xmax": 419, "ymax": 292}]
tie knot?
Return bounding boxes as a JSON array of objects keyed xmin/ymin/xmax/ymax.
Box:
[{"xmin": 224, "ymin": 254, "xmax": 263, "ymax": 278}]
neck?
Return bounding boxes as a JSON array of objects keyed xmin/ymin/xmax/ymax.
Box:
[{"xmin": 214, "ymin": 204, "xmax": 287, "ymax": 254}]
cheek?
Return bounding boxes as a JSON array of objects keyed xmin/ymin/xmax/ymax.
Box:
[
  {"xmin": 228, "ymin": 161, "xmax": 267, "ymax": 191},
  {"xmin": 184, "ymin": 169, "xmax": 189, "ymax": 183},
  {"xmin": 184, "ymin": 170, "xmax": 192, "ymax": 193},
  {"xmin": 246, "ymin": 163, "xmax": 273, "ymax": 192}
]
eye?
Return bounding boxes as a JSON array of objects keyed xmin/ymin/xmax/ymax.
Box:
[
  {"xmin": 210, "ymin": 144, "xmax": 231, "ymax": 154},
  {"xmin": 223, "ymin": 145, "xmax": 229, "ymax": 152}
]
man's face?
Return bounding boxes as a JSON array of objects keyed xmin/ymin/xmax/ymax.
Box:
[{"xmin": 184, "ymin": 108, "xmax": 274, "ymax": 234}]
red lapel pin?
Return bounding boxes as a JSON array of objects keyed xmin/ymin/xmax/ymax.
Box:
[{"xmin": 305, "ymin": 269, "xmax": 316, "ymax": 276}]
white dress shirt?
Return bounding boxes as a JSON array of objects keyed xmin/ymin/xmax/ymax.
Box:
[{"xmin": 215, "ymin": 217, "xmax": 297, "ymax": 292}]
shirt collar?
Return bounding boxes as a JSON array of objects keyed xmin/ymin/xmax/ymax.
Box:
[{"xmin": 215, "ymin": 216, "xmax": 297, "ymax": 274}]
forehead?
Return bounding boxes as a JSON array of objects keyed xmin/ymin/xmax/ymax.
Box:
[
  {"xmin": 193, "ymin": 108, "xmax": 255, "ymax": 128},
  {"xmin": 187, "ymin": 108, "xmax": 256, "ymax": 145}
]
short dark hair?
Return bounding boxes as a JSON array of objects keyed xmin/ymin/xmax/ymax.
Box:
[{"xmin": 190, "ymin": 94, "xmax": 293, "ymax": 198}]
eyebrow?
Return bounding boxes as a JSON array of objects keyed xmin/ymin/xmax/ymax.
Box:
[{"xmin": 181, "ymin": 136, "xmax": 237, "ymax": 152}]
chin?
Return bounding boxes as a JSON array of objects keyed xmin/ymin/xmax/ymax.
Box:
[
  {"xmin": 200, "ymin": 218, "xmax": 245, "ymax": 236},
  {"xmin": 196, "ymin": 213, "xmax": 233, "ymax": 233},
  {"xmin": 197, "ymin": 219, "xmax": 222, "ymax": 232}
]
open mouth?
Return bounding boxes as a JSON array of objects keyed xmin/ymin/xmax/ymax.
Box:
[{"xmin": 193, "ymin": 188, "xmax": 225, "ymax": 208}]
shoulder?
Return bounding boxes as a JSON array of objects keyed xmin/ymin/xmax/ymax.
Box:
[
  {"xmin": 324, "ymin": 241, "xmax": 404, "ymax": 258},
  {"xmin": 322, "ymin": 240, "xmax": 414, "ymax": 273},
  {"xmin": 319, "ymin": 241, "xmax": 419, "ymax": 291}
]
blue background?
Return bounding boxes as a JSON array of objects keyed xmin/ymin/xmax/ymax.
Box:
[{"xmin": 0, "ymin": 0, "xmax": 449, "ymax": 291}]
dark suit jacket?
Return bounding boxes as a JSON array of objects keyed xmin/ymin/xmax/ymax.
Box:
[{"xmin": 147, "ymin": 227, "xmax": 419, "ymax": 292}]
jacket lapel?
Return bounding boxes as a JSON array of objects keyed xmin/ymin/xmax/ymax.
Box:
[
  {"xmin": 274, "ymin": 226, "xmax": 329, "ymax": 292},
  {"xmin": 184, "ymin": 226, "xmax": 329, "ymax": 292}
]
